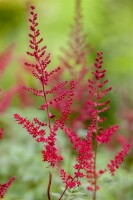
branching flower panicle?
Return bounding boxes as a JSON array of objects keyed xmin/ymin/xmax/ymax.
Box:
[
  {"xmin": 14, "ymin": 6, "xmax": 75, "ymax": 200},
  {"xmin": 11, "ymin": 5, "xmax": 130, "ymax": 200},
  {"xmin": 14, "ymin": 6, "xmax": 75, "ymax": 167},
  {"xmin": 107, "ymin": 144, "xmax": 130, "ymax": 176},
  {"xmin": 58, "ymin": 52, "xmax": 130, "ymax": 200}
]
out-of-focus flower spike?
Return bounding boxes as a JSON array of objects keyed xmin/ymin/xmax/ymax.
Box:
[{"xmin": 0, "ymin": 176, "xmax": 16, "ymax": 198}]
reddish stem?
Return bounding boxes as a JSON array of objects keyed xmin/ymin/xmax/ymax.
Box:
[
  {"xmin": 58, "ymin": 171, "xmax": 80, "ymax": 200},
  {"xmin": 47, "ymin": 172, "xmax": 52, "ymax": 200},
  {"xmin": 92, "ymin": 83, "xmax": 99, "ymax": 200},
  {"xmin": 93, "ymin": 143, "xmax": 98, "ymax": 200},
  {"xmin": 33, "ymin": 21, "xmax": 52, "ymax": 199},
  {"xmin": 58, "ymin": 186, "xmax": 68, "ymax": 200}
]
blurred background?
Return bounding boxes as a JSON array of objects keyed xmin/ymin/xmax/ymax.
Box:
[{"xmin": 0, "ymin": 0, "xmax": 133, "ymax": 199}]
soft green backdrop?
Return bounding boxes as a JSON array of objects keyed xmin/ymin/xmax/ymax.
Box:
[{"xmin": 0, "ymin": 0, "xmax": 133, "ymax": 199}]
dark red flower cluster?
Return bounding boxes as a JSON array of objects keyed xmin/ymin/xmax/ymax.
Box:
[
  {"xmin": 60, "ymin": 169, "xmax": 80, "ymax": 189},
  {"xmin": 107, "ymin": 144, "xmax": 130, "ymax": 176},
  {"xmin": 96, "ymin": 125, "xmax": 119, "ymax": 143},
  {"xmin": 0, "ymin": 177, "xmax": 16, "ymax": 198},
  {"xmin": 14, "ymin": 113, "xmax": 46, "ymax": 142}
]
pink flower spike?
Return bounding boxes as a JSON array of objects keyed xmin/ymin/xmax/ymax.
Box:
[
  {"xmin": 0, "ymin": 176, "xmax": 16, "ymax": 198},
  {"xmin": 107, "ymin": 144, "xmax": 130, "ymax": 176},
  {"xmin": 96, "ymin": 125, "xmax": 119, "ymax": 143}
]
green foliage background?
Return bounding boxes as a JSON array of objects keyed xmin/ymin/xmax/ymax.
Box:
[{"xmin": 0, "ymin": 0, "xmax": 133, "ymax": 199}]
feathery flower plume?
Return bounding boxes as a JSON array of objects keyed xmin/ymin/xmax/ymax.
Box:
[
  {"xmin": 13, "ymin": 5, "xmax": 130, "ymax": 200},
  {"xmin": 107, "ymin": 144, "xmax": 130, "ymax": 176},
  {"xmin": 0, "ymin": 177, "xmax": 16, "ymax": 198},
  {"xmin": 58, "ymin": 52, "xmax": 130, "ymax": 200},
  {"xmin": 14, "ymin": 6, "xmax": 75, "ymax": 200},
  {"xmin": 14, "ymin": 5, "xmax": 74, "ymax": 166}
]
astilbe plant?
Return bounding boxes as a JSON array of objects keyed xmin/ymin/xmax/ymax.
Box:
[
  {"xmin": 14, "ymin": 6, "xmax": 75, "ymax": 200},
  {"xmin": 116, "ymin": 90, "xmax": 133, "ymax": 168},
  {"xmin": 58, "ymin": 51, "xmax": 130, "ymax": 200},
  {"xmin": 0, "ymin": 176, "xmax": 16, "ymax": 199},
  {"xmin": 13, "ymin": 5, "xmax": 130, "ymax": 200}
]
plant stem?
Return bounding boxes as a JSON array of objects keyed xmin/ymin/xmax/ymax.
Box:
[
  {"xmin": 30, "ymin": 13, "xmax": 53, "ymax": 200},
  {"xmin": 58, "ymin": 187, "xmax": 68, "ymax": 200},
  {"xmin": 47, "ymin": 172, "xmax": 52, "ymax": 200},
  {"xmin": 42, "ymin": 84, "xmax": 51, "ymax": 129},
  {"xmin": 93, "ymin": 143, "xmax": 98, "ymax": 200},
  {"xmin": 92, "ymin": 84, "xmax": 99, "ymax": 200},
  {"xmin": 58, "ymin": 170, "xmax": 79, "ymax": 200},
  {"xmin": 42, "ymin": 85, "xmax": 52, "ymax": 200}
]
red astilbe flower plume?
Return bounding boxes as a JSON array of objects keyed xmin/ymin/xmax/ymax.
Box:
[
  {"xmin": 86, "ymin": 52, "xmax": 130, "ymax": 192},
  {"xmin": 107, "ymin": 144, "xmax": 130, "ymax": 176},
  {"xmin": 58, "ymin": 52, "xmax": 130, "ymax": 200},
  {"xmin": 0, "ymin": 176, "xmax": 16, "ymax": 198},
  {"xmin": 59, "ymin": 111, "xmax": 95, "ymax": 192},
  {"xmin": 14, "ymin": 6, "xmax": 75, "ymax": 168}
]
